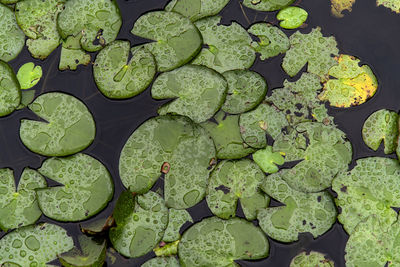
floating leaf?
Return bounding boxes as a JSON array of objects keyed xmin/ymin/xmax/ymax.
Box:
[
  {"xmin": 80, "ymin": 216, "xmax": 115, "ymax": 235},
  {"xmin": 192, "ymin": 16, "xmax": 255, "ymax": 73},
  {"xmin": 165, "ymin": 0, "xmax": 229, "ymax": 21},
  {"xmin": 277, "ymin": 7, "xmax": 308, "ymax": 29},
  {"xmin": 163, "ymin": 209, "xmax": 193, "ymax": 242},
  {"xmin": 377, "ymin": 0, "xmax": 400, "ymax": 13},
  {"xmin": 290, "ymin": 251, "xmax": 334, "ymax": 267},
  {"xmin": 142, "ymin": 256, "xmax": 180, "ymax": 267},
  {"xmin": 20, "ymin": 92, "xmax": 96, "ymax": 156},
  {"xmin": 202, "ymin": 111, "xmax": 255, "ymax": 159},
  {"xmin": 248, "ymin": 23, "xmax": 290, "ymax": 60},
  {"xmin": 152, "ymin": 65, "xmax": 227, "ymax": 123},
  {"xmin": 0, "ymin": 3, "xmax": 25, "ymax": 62},
  {"xmin": 179, "ymin": 217, "xmax": 269, "ymax": 266},
  {"xmin": 242, "ymin": 0, "xmax": 295, "ymax": 11},
  {"xmin": 0, "ymin": 0, "xmax": 20, "ymax": 4},
  {"xmin": 240, "ymin": 191, "xmax": 270, "ymax": 221},
  {"xmin": 94, "ymin": 41, "xmax": 156, "ymax": 99},
  {"xmin": 221, "ymin": 70, "xmax": 267, "ymax": 114},
  {"xmin": 282, "ymin": 27, "xmax": 339, "ymax": 80},
  {"xmin": 332, "ymin": 157, "xmax": 400, "ymax": 234},
  {"xmin": 119, "ymin": 115, "xmax": 215, "ymax": 209},
  {"xmin": 273, "ymin": 122, "xmax": 352, "ymax": 192},
  {"xmin": 59, "ymin": 47, "xmax": 91, "ymax": 71},
  {"xmin": 0, "ymin": 168, "xmax": 46, "ymax": 231},
  {"xmin": 252, "ymin": 146, "xmax": 285, "ymax": 173},
  {"xmin": 15, "ymin": 0, "xmax": 64, "ymax": 59},
  {"xmin": 36, "ymin": 153, "xmax": 114, "ymax": 222},
  {"xmin": 0, "ymin": 60, "xmax": 21, "ymax": 117},
  {"xmin": 59, "ymin": 235, "xmax": 107, "ymax": 267},
  {"xmin": 258, "ymin": 170, "xmax": 337, "ymax": 242},
  {"xmin": 362, "ymin": 109, "xmax": 398, "ymax": 154},
  {"xmin": 154, "ymin": 241, "xmax": 179, "ymax": 257},
  {"xmin": 16, "ymin": 90, "xmax": 35, "ymax": 110},
  {"xmin": 206, "ymin": 159, "xmax": 267, "ymax": 220},
  {"xmin": 0, "ymin": 223, "xmax": 74, "ymax": 266},
  {"xmin": 319, "ymin": 54, "xmax": 378, "ymax": 107},
  {"xmin": 16, "ymin": 62, "xmax": 42, "ymax": 90},
  {"xmin": 131, "ymin": 11, "xmax": 202, "ymax": 72},
  {"xmin": 109, "ymin": 191, "xmax": 169, "ymax": 258},
  {"xmin": 330, "ymin": 0, "xmax": 356, "ymax": 17}
]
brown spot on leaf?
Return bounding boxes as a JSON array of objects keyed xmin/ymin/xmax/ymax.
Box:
[{"xmin": 161, "ymin": 162, "xmax": 171, "ymax": 174}]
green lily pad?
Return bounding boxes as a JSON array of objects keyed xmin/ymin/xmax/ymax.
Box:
[
  {"xmin": 94, "ymin": 41, "xmax": 156, "ymax": 99},
  {"xmin": 131, "ymin": 11, "xmax": 202, "ymax": 72},
  {"xmin": 0, "ymin": 3, "xmax": 25, "ymax": 62},
  {"xmin": 252, "ymin": 146, "xmax": 285, "ymax": 173},
  {"xmin": 277, "ymin": 7, "xmax": 308, "ymax": 29},
  {"xmin": 142, "ymin": 257, "xmax": 180, "ymax": 267},
  {"xmin": 152, "ymin": 65, "xmax": 227, "ymax": 123},
  {"xmin": 248, "ymin": 23, "xmax": 290, "ymax": 60},
  {"xmin": 221, "ymin": 70, "xmax": 267, "ymax": 114},
  {"xmin": 59, "ymin": 235, "xmax": 106, "ymax": 267},
  {"xmin": 273, "ymin": 122, "xmax": 352, "ymax": 192},
  {"xmin": 57, "ymin": 0, "xmax": 122, "ymax": 52},
  {"xmin": 290, "ymin": 251, "xmax": 334, "ymax": 267},
  {"xmin": 206, "ymin": 159, "xmax": 268, "ymax": 220},
  {"xmin": 0, "ymin": 0, "xmax": 20, "ymax": 4},
  {"xmin": 0, "ymin": 168, "xmax": 46, "ymax": 231},
  {"xmin": 377, "ymin": 0, "xmax": 400, "ymax": 12},
  {"xmin": 201, "ymin": 111, "xmax": 255, "ymax": 159},
  {"xmin": 240, "ymin": 191, "xmax": 270, "ymax": 221},
  {"xmin": 16, "ymin": 90, "xmax": 35, "ymax": 110},
  {"xmin": 163, "ymin": 208, "xmax": 193, "ymax": 243},
  {"xmin": 362, "ymin": 109, "xmax": 398, "ymax": 154},
  {"xmin": 0, "ymin": 223, "xmax": 74, "ymax": 266},
  {"xmin": 330, "ymin": 0, "xmax": 356, "ymax": 17},
  {"xmin": 243, "ymin": 0, "xmax": 295, "ymax": 11},
  {"xmin": 179, "ymin": 217, "xmax": 269, "ymax": 266},
  {"xmin": 36, "ymin": 153, "xmax": 114, "ymax": 222},
  {"xmin": 16, "ymin": 62, "xmax": 42, "ymax": 90},
  {"xmin": 258, "ymin": 170, "xmax": 337, "ymax": 242},
  {"xmin": 332, "ymin": 157, "xmax": 400, "ymax": 234},
  {"xmin": 15, "ymin": 0, "xmax": 64, "ymax": 59},
  {"xmin": 192, "ymin": 16, "xmax": 256, "ymax": 73},
  {"xmin": 80, "ymin": 216, "xmax": 114, "ymax": 235},
  {"xmin": 239, "ymin": 103, "xmax": 289, "ymax": 149},
  {"xmin": 319, "ymin": 54, "xmax": 378, "ymax": 107},
  {"xmin": 109, "ymin": 190, "xmax": 169, "ymax": 258},
  {"xmin": 0, "ymin": 60, "xmax": 21, "ymax": 117},
  {"xmin": 119, "ymin": 115, "xmax": 215, "ymax": 209},
  {"xmin": 59, "ymin": 47, "xmax": 91, "ymax": 71},
  {"xmin": 282, "ymin": 27, "xmax": 339, "ymax": 80},
  {"xmin": 19, "ymin": 92, "xmax": 96, "ymax": 156},
  {"xmin": 165, "ymin": 0, "xmax": 229, "ymax": 21}
]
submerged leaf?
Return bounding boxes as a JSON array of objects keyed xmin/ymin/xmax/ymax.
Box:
[
  {"xmin": 330, "ymin": 0, "xmax": 356, "ymax": 17},
  {"xmin": 377, "ymin": 0, "xmax": 400, "ymax": 13},
  {"xmin": 163, "ymin": 209, "xmax": 193, "ymax": 242},
  {"xmin": 165, "ymin": 0, "xmax": 229, "ymax": 21},
  {"xmin": 0, "ymin": 60, "xmax": 21, "ymax": 117},
  {"xmin": 252, "ymin": 146, "xmax": 285, "ymax": 173},
  {"xmin": 290, "ymin": 251, "xmax": 334, "ymax": 267},
  {"xmin": 142, "ymin": 256, "xmax": 180, "ymax": 267},
  {"xmin": 243, "ymin": 0, "xmax": 295, "ymax": 11},
  {"xmin": 19, "ymin": 92, "xmax": 96, "ymax": 156},
  {"xmin": 16, "ymin": 62, "xmax": 42, "ymax": 90},
  {"xmin": 277, "ymin": 6, "xmax": 308, "ymax": 29}
]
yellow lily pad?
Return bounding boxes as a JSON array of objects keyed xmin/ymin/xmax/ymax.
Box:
[{"xmin": 330, "ymin": 0, "xmax": 356, "ymax": 18}]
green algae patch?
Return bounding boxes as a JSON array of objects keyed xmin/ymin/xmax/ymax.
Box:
[
  {"xmin": 243, "ymin": 0, "xmax": 295, "ymax": 11},
  {"xmin": 0, "ymin": 61, "xmax": 21, "ymax": 117},
  {"xmin": 165, "ymin": 0, "xmax": 229, "ymax": 21},
  {"xmin": 16, "ymin": 63, "xmax": 42, "ymax": 90},
  {"xmin": 163, "ymin": 209, "xmax": 193, "ymax": 243},
  {"xmin": 277, "ymin": 7, "xmax": 308, "ymax": 29},
  {"xmin": 252, "ymin": 146, "xmax": 285, "ymax": 173},
  {"xmin": 290, "ymin": 251, "xmax": 335, "ymax": 267}
]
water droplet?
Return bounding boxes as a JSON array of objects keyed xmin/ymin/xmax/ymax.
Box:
[{"xmin": 25, "ymin": 235, "xmax": 40, "ymax": 251}]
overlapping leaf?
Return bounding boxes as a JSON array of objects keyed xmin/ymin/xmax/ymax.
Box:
[
  {"xmin": 163, "ymin": 209, "xmax": 193, "ymax": 242},
  {"xmin": 165, "ymin": 0, "xmax": 229, "ymax": 21},
  {"xmin": 0, "ymin": 61, "xmax": 21, "ymax": 117},
  {"xmin": 290, "ymin": 251, "xmax": 334, "ymax": 267},
  {"xmin": 243, "ymin": 0, "xmax": 295, "ymax": 11}
]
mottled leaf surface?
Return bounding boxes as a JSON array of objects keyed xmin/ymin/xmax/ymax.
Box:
[
  {"xmin": 252, "ymin": 146, "xmax": 285, "ymax": 173},
  {"xmin": 277, "ymin": 7, "xmax": 308, "ymax": 29},
  {"xmin": 165, "ymin": 0, "xmax": 229, "ymax": 21},
  {"xmin": 16, "ymin": 62, "xmax": 42, "ymax": 90},
  {"xmin": 290, "ymin": 251, "xmax": 334, "ymax": 267},
  {"xmin": 377, "ymin": 0, "xmax": 400, "ymax": 12},
  {"xmin": 243, "ymin": 0, "xmax": 295, "ymax": 11},
  {"xmin": 163, "ymin": 209, "xmax": 193, "ymax": 242},
  {"xmin": 142, "ymin": 256, "xmax": 180, "ymax": 267},
  {"xmin": 0, "ymin": 61, "xmax": 21, "ymax": 117},
  {"xmin": 59, "ymin": 47, "xmax": 91, "ymax": 71},
  {"xmin": 330, "ymin": 0, "xmax": 356, "ymax": 17}
]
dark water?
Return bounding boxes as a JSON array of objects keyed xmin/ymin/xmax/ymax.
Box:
[{"xmin": 1, "ymin": 0, "xmax": 399, "ymax": 266}]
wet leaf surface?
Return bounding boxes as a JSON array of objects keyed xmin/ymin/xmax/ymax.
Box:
[
  {"xmin": 252, "ymin": 146, "xmax": 285, "ymax": 173},
  {"xmin": 277, "ymin": 6, "xmax": 308, "ymax": 29},
  {"xmin": 330, "ymin": 0, "xmax": 356, "ymax": 17},
  {"xmin": 165, "ymin": 0, "xmax": 229, "ymax": 21},
  {"xmin": 80, "ymin": 216, "xmax": 115, "ymax": 236},
  {"xmin": 59, "ymin": 46, "xmax": 91, "ymax": 71},
  {"xmin": 36, "ymin": 153, "xmax": 114, "ymax": 222},
  {"xmin": 16, "ymin": 62, "xmax": 42, "ymax": 90},
  {"xmin": 163, "ymin": 208, "xmax": 193, "ymax": 242},
  {"xmin": 290, "ymin": 251, "xmax": 334, "ymax": 267},
  {"xmin": 0, "ymin": 60, "xmax": 21, "ymax": 117},
  {"xmin": 242, "ymin": 0, "xmax": 295, "ymax": 11},
  {"xmin": 142, "ymin": 256, "xmax": 180, "ymax": 267}
]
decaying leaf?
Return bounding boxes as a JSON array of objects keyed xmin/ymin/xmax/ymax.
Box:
[
  {"xmin": 163, "ymin": 209, "xmax": 193, "ymax": 243},
  {"xmin": 277, "ymin": 6, "xmax": 308, "ymax": 29},
  {"xmin": 165, "ymin": 0, "xmax": 229, "ymax": 21},
  {"xmin": 377, "ymin": 0, "xmax": 400, "ymax": 13},
  {"xmin": 252, "ymin": 146, "xmax": 285, "ymax": 173},
  {"xmin": 330, "ymin": 0, "xmax": 356, "ymax": 17},
  {"xmin": 290, "ymin": 251, "xmax": 335, "ymax": 267},
  {"xmin": 154, "ymin": 240, "xmax": 179, "ymax": 257},
  {"xmin": 0, "ymin": 60, "xmax": 21, "ymax": 117},
  {"xmin": 242, "ymin": 0, "xmax": 295, "ymax": 11},
  {"xmin": 16, "ymin": 62, "xmax": 42, "ymax": 90}
]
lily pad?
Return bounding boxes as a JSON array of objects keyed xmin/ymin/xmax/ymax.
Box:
[
  {"xmin": 201, "ymin": 111, "xmax": 255, "ymax": 159},
  {"xmin": 282, "ymin": 27, "xmax": 339, "ymax": 80},
  {"xmin": 154, "ymin": 241, "xmax": 179, "ymax": 257},
  {"xmin": 131, "ymin": 11, "xmax": 202, "ymax": 72},
  {"xmin": 119, "ymin": 115, "xmax": 215, "ymax": 209},
  {"xmin": 319, "ymin": 54, "xmax": 378, "ymax": 107},
  {"xmin": 248, "ymin": 23, "xmax": 290, "ymax": 60},
  {"xmin": 221, "ymin": 70, "xmax": 267, "ymax": 114},
  {"xmin": 273, "ymin": 122, "xmax": 352, "ymax": 192},
  {"xmin": 240, "ymin": 191, "xmax": 270, "ymax": 221},
  {"xmin": 330, "ymin": 0, "xmax": 356, "ymax": 17},
  {"xmin": 57, "ymin": 0, "xmax": 122, "ymax": 52},
  {"xmin": 258, "ymin": 170, "xmax": 337, "ymax": 242},
  {"xmin": 290, "ymin": 251, "xmax": 334, "ymax": 267},
  {"xmin": 179, "ymin": 217, "xmax": 269, "ymax": 266},
  {"xmin": 16, "ymin": 62, "xmax": 42, "ymax": 90},
  {"xmin": 0, "ymin": 3, "xmax": 25, "ymax": 62},
  {"xmin": 80, "ymin": 216, "xmax": 114, "ymax": 235},
  {"xmin": 332, "ymin": 157, "xmax": 400, "ymax": 234},
  {"xmin": 109, "ymin": 190, "xmax": 169, "ymax": 258},
  {"xmin": 377, "ymin": 0, "xmax": 400, "ymax": 13},
  {"xmin": 0, "ymin": 223, "xmax": 74, "ymax": 266},
  {"xmin": 163, "ymin": 208, "xmax": 193, "ymax": 242},
  {"xmin": 362, "ymin": 109, "xmax": 398, "ymax": 154},
  {"xmin": 206, "ymin": 159, "xmax": 268, "ymax": 220},
  {"xmin": 252, "ymin": 146, "xmax": 285, "ymax": 173},
  {"xmin": 0, "ymin": 0, "xmax": 20, "ymax": 4},
  {"xmin": 16, "ymin": 90, "xmax": 35, "ymax": 110},
  {"xmin": 192, "ymin": 16, "xmax": 256, "ymax": 73},
  {"xmin": 59, "ymin": 235, "xmax": 106, "ymax": 267},
  {"xmin": 19, "ymin": 92, "xmax": 96, "ymax": 156},
  {"xmin": 239, "ymin": 103, "xmax": 289, "ymax": 149},
  {"xmin": 152, "ymin": 65, "xmax": 227, "ymax": 123},
  {"xmin": 94, "ymin": 41, "xmax": 156, "ymax": 99},
  {"xmin": 242, "ymin": 0, "xmax": 295, "ymax": 11},
  {"xmin": 142, "ymin": 257, "xmax": 180, "ymax": 267},
  {"xmin": 0, "ymin": 60, "xmax": 21, "ymax": 117},
  {"xmin": 36, "ymin": 153, "xmax": 114, "ymax": 222},
  {"xmin": 0, "ymin": 168, "xmax": 46, "ymax": 231},
  {"xmin": 15, "ymin": 0, "xmax": 64, "ymax": 59},
  {"xmin": 165, "ymin": 0, "xmax": 229, "ymax": 21},
  {"xmin": 277, "ymin": 7, "xmax": 308, "ymax": 29},
  {"xmin": 59, "ymin": 47, "xmax": 91, "ymax": 71}
]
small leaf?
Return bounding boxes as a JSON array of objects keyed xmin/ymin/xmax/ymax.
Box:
[
  {"xmin": 0, "ymin": 3, "xmax": 25, "ymax": 61},
  {"xmin": 165, "ymin": 0, "xmax": 229, "ymax": 21},
  {"xmin": 277, "ymin": 6, "xmax": 308, "ymax": 29},
  {"xmin": 242, "ymin": 0, "xmax": 295, "ymax": 11},
  {"xmin": 0, "ymin": 61, "xmax": 21, "ymax": 117},
  {"xmin": 377, "ymin": 0, "xmax": 400, "ymax": 13},
  {"xmin": 163, "ymin": 209, "xmax": 193, "ymax": 242},
  {"xmin": 330, "ymin": 0, "xmax": 356, "ymax": 17},
  {"xmin": 252, "ymin": 146, "xmax": 285, "ymax": 173},
  {"xmin": 16, "ymin": 62, "xmax": 43, "ymax": 90},
  {"xmin": 290, "ymin": 251, "xmax": 334, "ymax": 267},
  {"xmin": 154, "ymin": 240, "xmax": 179, "ymax": 257},
  {"xmin": 142, "ymin": 256, "xmax": 180, "ymax": 267}
]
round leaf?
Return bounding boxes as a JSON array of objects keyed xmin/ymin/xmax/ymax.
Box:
[
  {"xmin": 142, "ymin": 257, "xmax": 180, "ymax": 267},
  {"xmin": 163, "ymin": 208, "xmax": 193, "ymax": 243},
  {"xmin": 277, "ymin": 7, "xmax": 309, "ymax": 29},
  {"xmin": 0, "ymin": 60, "xmax": 21, "ymax": 117},
  {"xmin": 16, "ymin": 62, "xmax": 42, "ymax": 90},
  {"xmin": 290, "ymin": 251, "xmax": 334, "ymax": 267},
  {"xmin": 242, "ymin": 0, "xmax": 295, "ymax": 11},
  {"xmin": 165, "ymin": 0, "xmax": 229, "ymax": 21}
]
